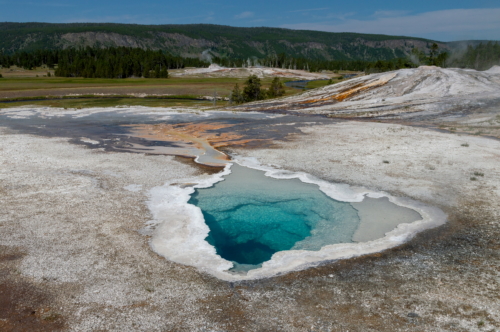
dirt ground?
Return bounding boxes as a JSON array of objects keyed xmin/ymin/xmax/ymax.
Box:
[{"xmin": 0, "ymin": 66, "xmax": 55, "ymax": 78}]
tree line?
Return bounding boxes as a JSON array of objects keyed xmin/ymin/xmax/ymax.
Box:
[
  {"xmin": 211, "ymin": 54, "xmax": 397, "ymax": 73},
  {"xmin": 214, "ymin": 42, "xmax": 499, "ymax": 73},
  {"xmin": 0, "ymin": 47, "xmax": 210, "ymax": 78},
  {"xmin": 447, "ymin": 42, "xmax": 500, "ymax": 71},
  {"xmin": 0, "ymin": 42, "xmax": 498, "ymax": 79},
  {"xmin": 213, "ymin": 49, "xmax": 428, "ymax": 74}
]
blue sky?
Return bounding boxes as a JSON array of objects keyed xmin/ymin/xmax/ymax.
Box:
[{"xmin": 1, "ymin": 0, "xmax": 499, "ymax": 41}]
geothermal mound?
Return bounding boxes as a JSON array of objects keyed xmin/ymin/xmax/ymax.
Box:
[
  {"xmin": 239, "ymin": 66, "xmax": 500, "ymax": 118},
  {"xmin": 485, "ymin": 65, "xmax": 500, "ymax": 74},
  {"xmin": 172, "ymin": 65, "xmax": 330, "ymax": 80}
]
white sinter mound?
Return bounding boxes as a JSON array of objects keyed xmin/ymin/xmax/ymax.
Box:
[
  {"xmin": 485, "ymin": 65, "xmax": 500, "ymax": 74},
  {"xmin": 240, "ymin": 66, "xmax": 500, "ymax": 118},
  {"xmin": 172, "ymin": 64, "xmax": 330, "ymax": 80}
]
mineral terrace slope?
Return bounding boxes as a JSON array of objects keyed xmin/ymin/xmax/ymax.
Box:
[{"xmin": 234, "ymin": 66, "xmax": 500, "ymax": 120}]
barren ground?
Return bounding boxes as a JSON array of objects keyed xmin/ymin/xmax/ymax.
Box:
[{"xmin": 1, "ymin": 114, "xmax": 499, "ymax": 331}]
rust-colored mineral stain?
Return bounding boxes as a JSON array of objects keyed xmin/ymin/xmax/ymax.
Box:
[
  {"xmin": 127, "ymin": 122, "xmax": 259, "ymax": 148},
  {"xmin": 124, "ymin": 122, "xmax": 267, "ymax": 162},
  {"xmin": 300, "ymin": 73, "xmax": 396, "ymax": 104}
]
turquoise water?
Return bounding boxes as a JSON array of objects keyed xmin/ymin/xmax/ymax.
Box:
[{"xmin": 188, "ymin": 164, "xmax": 361, "ymax": 267}]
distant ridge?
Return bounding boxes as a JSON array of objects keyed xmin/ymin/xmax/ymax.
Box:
[{"xmin": 0, "ymin": 22, "xmax": 452, "ymax": 61}]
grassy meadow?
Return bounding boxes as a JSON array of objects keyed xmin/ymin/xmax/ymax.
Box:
[
  {"xmin": 0, "ymin": 67, "xmax": 302, "ymax": 108},
  {"xmin": 305, "ymin": 78, "xmax": 346, "ymax": 89}
]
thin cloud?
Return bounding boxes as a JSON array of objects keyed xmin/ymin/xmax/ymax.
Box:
[
  {"xmin": 65, "ymin": 15, "xmax": 152, "ymax": 24},
  {"xmin": 282, "ymin": 8, "xmax": 500, "ymax": 41},
  {"xmin": 289, "ymin": 7, "xmax": 329, "ymax": 13},
  {"xmin": 373, "ymin": 10, "xmax": 409, "ymax": 17},
  {"xmin": 325, "ymin": 12, "xmax": 356, "ymax": 21},
  {"xmin": 234, "ymin": 11, "xmax": 254, "ymax": 19},
  {"xmin": 64, "ymin": 11, "xmax": 218, "ymax": 25},
  {"xmin": 8, "ymin": 1, "xmax": 75, "ymax": 6},
  {"xmin": 204, "ymin": 11, "xmax": 215, "ymax": 21}
]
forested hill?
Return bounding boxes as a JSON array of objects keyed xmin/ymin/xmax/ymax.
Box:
[{"xmin": 0, "ymin": 22, "xmax": 446, "ymax": 61}]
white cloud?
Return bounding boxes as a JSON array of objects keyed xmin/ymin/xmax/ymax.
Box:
[
  {"xmin": 282, "ymin": 8, "xmax": 500, "ymax": 41},
  {"xmin": 234, "ymin": 11, "xmax": 254, "ymax": 19}
]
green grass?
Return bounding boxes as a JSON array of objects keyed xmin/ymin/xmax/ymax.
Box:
[
  {"xmin": 0, "ymin": 76, "xmax": 297, "ymax": 92},
  {"xmin": 0, "ymin": 75, "xmax": 300, "ymax": 108},
  {"xmin": 0, "ymin": 97, "xmax": 215, "ymax": 109},
  {"xmin": 0, "ymin": 76, "xmax": 245, "ymax": 90},
  {"xmin": 306, "ymin": 79, "xmax": 343, "ymax": 89},
  {"xmin": 1, "ymin": 94, "xmax": 201, "ymax": 101}
]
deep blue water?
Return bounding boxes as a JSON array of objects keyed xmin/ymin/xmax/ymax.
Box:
[{"xmin": 188, "ymin": 164, "xmax": 361, "ymax": 267}]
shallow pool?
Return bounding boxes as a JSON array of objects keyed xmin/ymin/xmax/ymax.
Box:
[{"xmin": 188, "ymin": 164, "xmax": 362, "ymax": 268}]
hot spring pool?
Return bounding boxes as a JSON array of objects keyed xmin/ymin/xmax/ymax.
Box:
[
  {"xmin": 189, "ymin": 164, "xmax": 360, "ymax": 265},
  {"xmin": 188, "ymin": 163, "xmax": 414, "ymax": 271},
  {"xmin": 149, "ymin": 159, "xmax": 445, "ymax": 280}
]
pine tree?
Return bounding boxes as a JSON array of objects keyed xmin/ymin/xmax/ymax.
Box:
[
  {"xmin": 436, "ymin": 52, "xmax": 449, "ymax": 68},
  {"xmin": 243, "ymin": 75, "xmax": 266, "ymax": 102},
  {"xmin": 143, "ymin": 63, "xmax": 150, "ymax": 78},
  {"xmin": 160, "ymin": 66, "xmax": 169, "ymax": 78},
  {"xmin": 429, "ymin": 43, "xmax": 439, "ymax": 65},
  {"xmin": 231, "ymin": 83, "xmax": 245, "ymax": 104},
  {"xmin": 267, "ymin": 77, "xmax": 285, "ymax": 98}
]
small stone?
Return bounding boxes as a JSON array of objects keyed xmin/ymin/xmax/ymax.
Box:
[{"xmin": 407, "ymin": 312, "xmax": 419, "ymax": 318}]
